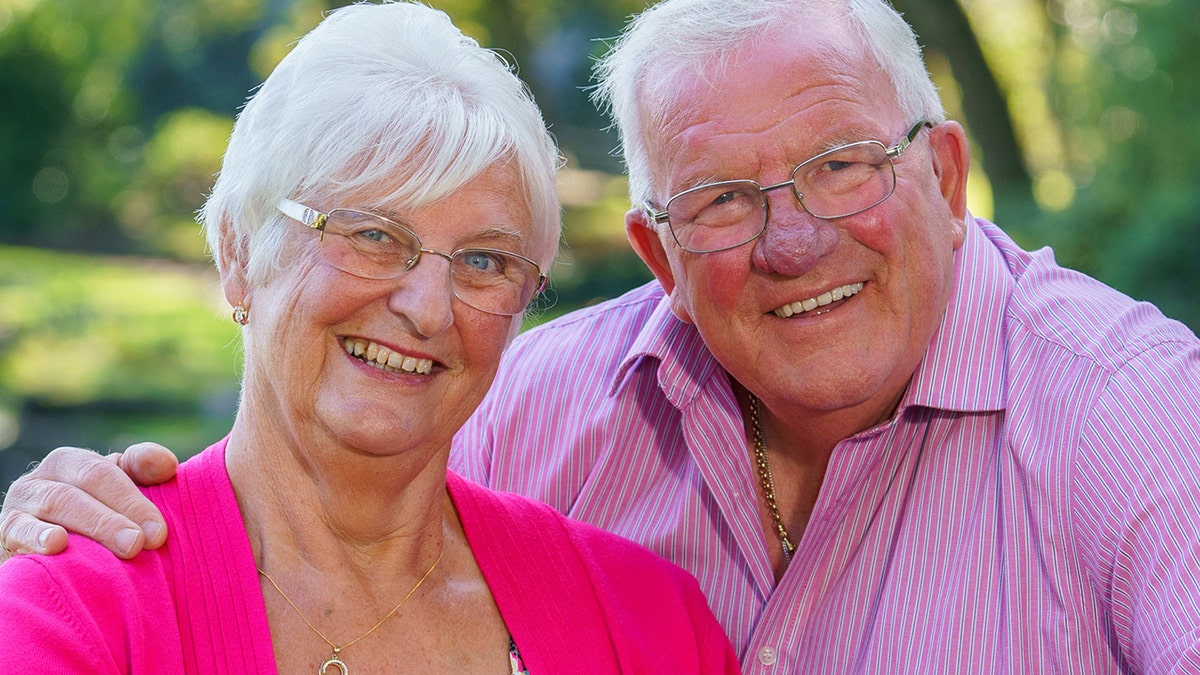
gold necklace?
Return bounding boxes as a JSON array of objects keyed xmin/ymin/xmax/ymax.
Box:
[
  {"xmin": 257, "ymin": 549, "xmax": 444, "ymax": 675},
  {"xmin": 748, "ymin": 393, "xmax": 796, "ymax": 564}
]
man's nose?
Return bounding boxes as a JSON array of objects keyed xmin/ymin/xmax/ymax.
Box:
[{"xmin": 749, "ymin": 188, "xmax": 838, "ymax": 276}]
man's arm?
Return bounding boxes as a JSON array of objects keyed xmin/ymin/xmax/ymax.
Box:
[
  {"xmin": 1072, "ymin": 343, "xmax": 1200, "ymax": 672},
  {"xmin": 0, "ymin": 443, "xmax": 177, "ymax": 561}
]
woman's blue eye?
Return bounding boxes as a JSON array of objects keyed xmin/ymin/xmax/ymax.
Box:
[
  {"xmin": 462, "ymin": 252, "xmax": 499, "ymax": 271},
  {"xmin": 357, "ymin": 228, "xmax": 391, "ymax": 243}
]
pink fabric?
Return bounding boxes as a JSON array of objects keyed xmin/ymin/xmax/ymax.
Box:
[
  {"xmin": 0, "ymin": 439, "xmax": 737, "ymax": 673},
  {"xmin": 0, "ymin": 439, "xmax": 274, "ymax": 672},
  {"xmin": 453, "ymin": 216, "xmax": 1200, "ymax": 673},
  {"xmin": 448, "ymin": 472, "xmax": 739, "ymax": 673}
]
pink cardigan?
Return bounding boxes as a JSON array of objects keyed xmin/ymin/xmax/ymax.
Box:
[{"xmin": 0, "ymin": 439, "xmax": 738, "ymax": 673}]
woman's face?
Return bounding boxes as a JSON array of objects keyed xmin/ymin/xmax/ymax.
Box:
[{"xmin": 237, "ymin": 163, "xmax": 548, "ymax": 458}]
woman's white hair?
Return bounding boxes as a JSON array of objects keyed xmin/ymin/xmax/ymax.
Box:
[
  {"xmin": 592, "ymin": 0, "xmax": 946, "ymax": 207},
  {"xmin": 201, "ymin": 1, "xmax": 562, "ymax": 285}
]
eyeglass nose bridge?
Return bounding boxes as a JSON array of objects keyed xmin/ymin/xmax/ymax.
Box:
[
  {"xmin": 758, "ymin": 176, "xmax": 810, "ymax": 224},
  {"xmin": 403, "ymin": 247, "xmax": 455, "ymax": 272}
]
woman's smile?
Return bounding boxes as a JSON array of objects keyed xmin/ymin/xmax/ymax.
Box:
[{"xmin": 341, "ymin": 337, "xmax": 436, "ymax": 375}]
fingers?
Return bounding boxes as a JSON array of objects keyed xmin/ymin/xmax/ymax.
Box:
[
  {"xmin": 0, "ymin": 446, "xmax": 168, "ymax": 559},
  {"xmin": 111, "ymin": 444, "xmax": 176, "ymax": 549},
  {"xmin": 117, "ymin": 442, "xmax": 180, "ymax": 486},
  {"xmin": 0, "ymin": 511, "xmax": 68, "ymax": 558}
]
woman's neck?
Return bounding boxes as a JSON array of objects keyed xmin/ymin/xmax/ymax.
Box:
[{"xmin": 224, "ymin": 412, "xmax": 450, "ymax": 581}]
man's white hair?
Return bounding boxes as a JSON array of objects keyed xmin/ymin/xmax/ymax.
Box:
[{"xmin": 592, "ymin": 0, "xmax": 945, "ymax": 208}]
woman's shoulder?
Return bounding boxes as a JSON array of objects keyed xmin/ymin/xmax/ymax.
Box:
[
  {"xmin": 448, "ymin": 470, "xmax": 690, "ymax": 580},
  {"xmin": 447, "ymin": 472, "xmax": 738, "ymax": 672},
  {"xmin": 0, "ymin": 532, "xmax": 178, "ymax": 668},
  {"xmin": 1, "ymin": 442, "xmax": 233, "ymax": 620},
  {"xmin": 0, "ymin": 439, "xmax": 261, "ymax": 671},
  {"xmin": 0, "ymin": 531, "xmax": 174, "ymax": 610}
]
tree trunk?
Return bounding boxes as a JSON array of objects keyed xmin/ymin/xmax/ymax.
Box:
[{"xmin": 893, "ymin": 0, "xmax": 1035, "ymax": 223}]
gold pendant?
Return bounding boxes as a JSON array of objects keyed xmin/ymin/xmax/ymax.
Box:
[{"xmin": 319, "ymin": 654, "xmax": 349, "ymax": 675}]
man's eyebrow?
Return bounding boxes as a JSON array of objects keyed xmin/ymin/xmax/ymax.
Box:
[{"xmin": 814, "ymin": 126, "xmax": 877, "ymax": 154}]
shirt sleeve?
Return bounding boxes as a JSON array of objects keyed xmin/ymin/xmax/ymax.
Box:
[
  {"xmin": 0, "ymin": 556, "xmax": 121, "ymax": 672},
  {"xmin": 1071, "ymin": 339, "xmax": 1200, "ymax": 673}
]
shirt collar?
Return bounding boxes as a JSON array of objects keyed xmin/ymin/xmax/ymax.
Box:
[
  {"xmin": 609, "ymin": 286, "xmax": 724, "ymax": 409},
  {"xmin": 902, "ymin": 215, "xmax": 1009, "ymax": 414},
  {"xmin": 608, "ymin": 215, "xmax": 1011, "ymax": 414}
]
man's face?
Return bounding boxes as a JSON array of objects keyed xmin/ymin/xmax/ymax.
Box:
[{"xmin": 627, "ymin": 20, "xmax": 969, "ymax": 431}]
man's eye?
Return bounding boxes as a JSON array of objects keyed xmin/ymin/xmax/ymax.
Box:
[{"xmin": 712, "ymin": 190, "xmax": 741, "ymax": 206}]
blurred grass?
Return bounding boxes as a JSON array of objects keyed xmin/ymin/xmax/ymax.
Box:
[
  {"xmin": 0, "ymin": 245, "xmax": 241, "ymax": 480},
  {"xmin": 0, "ymin": 245, "xmax": 238, "ymax": 404}
]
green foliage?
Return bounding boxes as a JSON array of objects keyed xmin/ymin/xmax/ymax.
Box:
[
  {"xmin": 0, "ymin": 245, "xmax": 239, "ymax": 406},
  {"xmin": 0, "ymin": 0, "xmax": 1196, "ymax": 484},
  {"xmin": 0, "ymin": 243, "xmax": 242, "ymax": 479},
  {"xmin": 0, "ymin": 0, "xmax": 261, "ymax": 257},
  {"xmin": 1023, "ymin": 0, "xmax": 1200, "ymax": 329}
]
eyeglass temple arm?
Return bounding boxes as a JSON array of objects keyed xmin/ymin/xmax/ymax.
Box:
[
  {"xmin": 886, "ymin": 120, "xmax": 934, "ymax": 159},
  {"xmin": 643, "ymin": 204, "xmax": 671, "ymax": 225},
  {"xmin": 278, "ymin": 198, "xmax": 329, "ymax": 231}
]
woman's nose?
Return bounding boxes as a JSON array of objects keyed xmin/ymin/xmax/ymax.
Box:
[{"xmin": 386, "ymin": 252, "xmax": 455, "ymax": 338}]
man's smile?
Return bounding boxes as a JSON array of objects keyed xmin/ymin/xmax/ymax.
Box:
[{"xmin": 772, "ymin": 282, "xmax": 865, "ymax": 318}]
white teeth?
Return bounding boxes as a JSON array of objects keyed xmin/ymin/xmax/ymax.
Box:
[
  {"xmin": 341, "ymin": 338, "xmax": 434, "ymax": 375},
  {"xmin": 772, "ymin": 282, "xmax": 864, "ymax": 318}
]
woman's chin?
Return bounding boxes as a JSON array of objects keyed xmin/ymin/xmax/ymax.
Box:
[{"xmin": 321, "ymin": 410, "xmax": 445, "ymax": 460}]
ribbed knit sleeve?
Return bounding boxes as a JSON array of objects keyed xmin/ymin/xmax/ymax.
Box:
[{"xmin": 0, "ymin": 439, "xmax": 277, "ymax": 673}]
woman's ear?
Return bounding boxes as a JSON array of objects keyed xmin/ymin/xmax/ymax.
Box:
[
  {"xmin": 217, "ymin": 221, "xmax": 251, "ymax": 309},
  {"xmin": 625, "ymin": 208, "xmax": 677, "ymax": 295}
]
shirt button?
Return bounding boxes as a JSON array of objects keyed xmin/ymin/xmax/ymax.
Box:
[{"xmin": 757, "ymin": 646, "xmax": 778, "ymax": 666}]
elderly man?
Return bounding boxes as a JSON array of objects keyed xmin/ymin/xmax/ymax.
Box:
[{"xmin": 4, "ymin": 0, "xmax": 1200, "ymax": 671}]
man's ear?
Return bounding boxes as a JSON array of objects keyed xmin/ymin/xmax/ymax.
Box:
[
  {"xmin": 626, "ymin": 208, "xmax": 695, "ymax": 324},
  {"xmin": 928, "ymin": 121, "xmax": 970, "ymax": 248},
  {"xmin": 625, "ymin": 208, "xmax": 677, "ymax": 295}
]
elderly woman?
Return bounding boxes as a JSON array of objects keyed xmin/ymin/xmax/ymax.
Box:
[{"xmin": 0, "ymin": 3, "xmax": 737, "ymax": 673}]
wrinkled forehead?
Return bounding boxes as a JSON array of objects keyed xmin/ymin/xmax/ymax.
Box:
[
  {"xmin": 639, "ymin": 19, "xmax": 897, "ymax": 189},
  {"xmin": 318, "ymin": 148, "xmax": 553, "ymax": 251}
]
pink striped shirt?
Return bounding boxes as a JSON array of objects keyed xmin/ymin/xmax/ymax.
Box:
[{"xmin": 452, "ymin": 217, "xmax": 1200, "ymax": 673}]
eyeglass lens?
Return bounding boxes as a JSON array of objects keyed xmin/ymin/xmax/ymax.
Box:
[
  {"xmin": 666, "ymin": 140, "xmax": 897, "ymax": 253},
  {"xmin": 317, "ymin": 209, "xmax": 542, "ymax": 315}
]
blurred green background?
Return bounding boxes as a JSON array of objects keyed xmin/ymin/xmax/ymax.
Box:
[{"xmin": 1, "ymin": 0, "xmax": 1197, "ymax": 487}]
